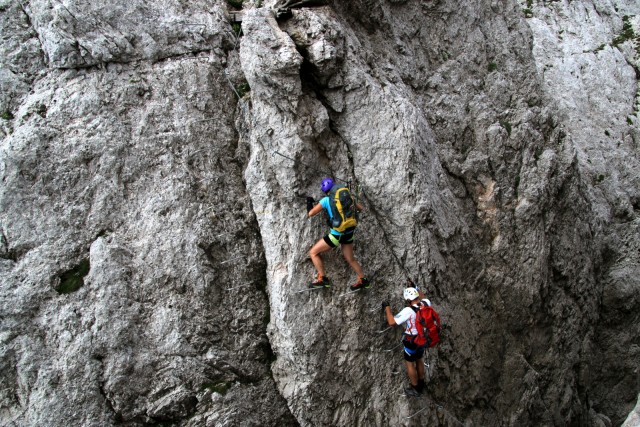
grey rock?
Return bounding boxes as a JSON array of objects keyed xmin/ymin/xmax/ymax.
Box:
[
  {"xmin": 22, "ymin": 0, "xmax": 233, "ymax": 68},
  {"xmin": 0, "ymin": 2, "xmax": 294, "ymax": 425},
  {"xmin": 623, "ymin": 394, "xmax": 640, "ymax": 427}
]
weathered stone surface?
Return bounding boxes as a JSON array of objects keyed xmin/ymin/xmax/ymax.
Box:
[
  {"xmin": 0, "ymin": 2, "xmax": 295, "ymax": 426},
  {"xmin": 623, "ymin": 394, "xmax": 640, "ymax": 427},
  {"xmin": 0, "ymin": 0, "xmax": 46, "ymax": 129},
  {"xmin": 525, "ymin": 1, "xmax": 640, "ymax": 423},
  {"xmin": 22, "ymin": 0, "xmax": 232, "ymax": 68},
  {"xmin": 1, "ymin": 0, "xmax": 639, "ymax": 426},
  {"xmin": 280, "ymin": 8, "xmax": 345, "ymax": 85}
]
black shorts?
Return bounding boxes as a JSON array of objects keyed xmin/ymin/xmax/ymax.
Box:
[
  {"xmin": 323, "ymin": 231, "xmax": 355, "ymax": 248},
  {"xmin": 402, "ymin": 338, "xmax": 425, "ymax": 362}
]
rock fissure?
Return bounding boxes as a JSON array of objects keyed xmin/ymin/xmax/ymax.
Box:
[
  {"xmin": 295, "ymin": 75, "xmax": 411, "ymax": 279},
  {"xmin": 94, "ymin": 360, "xmax": 120, "ymax": 422}
]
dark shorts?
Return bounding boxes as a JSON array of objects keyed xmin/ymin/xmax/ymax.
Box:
[
  {"xmin": 402, "ymin": 338, "xmax": 425, "ymax": 362},
  {"xmin": 323, "ymin": 231, "xmax": 355, "ymax": 248}
]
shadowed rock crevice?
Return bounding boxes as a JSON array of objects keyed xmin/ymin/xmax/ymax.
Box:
[
  {"xmin": 278, "ymin": 10, "xmax": 416, "ymax": 280},
  {"xmin": 55, "ymin": 258, "xmax": 90, "ymax": 294}
]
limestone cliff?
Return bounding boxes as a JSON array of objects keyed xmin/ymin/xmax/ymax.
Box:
[{"xmin": 1, "ymin": 0, "xmax": 638, "ymax": 426}]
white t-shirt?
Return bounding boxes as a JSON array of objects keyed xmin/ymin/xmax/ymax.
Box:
[{"xmin": 393, "ymin": 298, "xmax": 432, "ymax": 336}]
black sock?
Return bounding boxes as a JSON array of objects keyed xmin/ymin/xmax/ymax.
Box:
[{"xmin": 417, "ymin": 379, "xmax": 425, "ymax": 393}]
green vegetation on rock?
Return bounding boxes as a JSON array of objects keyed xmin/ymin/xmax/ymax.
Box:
[{"xmin": 57, "ymin": 259, "xmax": 90, "ymax": 294}]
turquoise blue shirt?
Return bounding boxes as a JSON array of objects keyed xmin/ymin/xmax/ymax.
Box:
[{"xmin": 319, "ymin": 196, "xmax": 343, "ymax": 236}]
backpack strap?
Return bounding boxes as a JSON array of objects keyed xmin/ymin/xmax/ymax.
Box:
[
  {"xmin": 409, "ymin": 301, "xmax": 425, "ymax": 312},
  {"xmin": 405, "ymin": 305, "xmax": 420, "ymax": 343}
]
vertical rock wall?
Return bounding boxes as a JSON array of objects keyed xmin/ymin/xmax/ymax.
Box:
[
  {"xmin": 238, "ymin": 6, "xmax": 466, "ymax": 425},
  {"xmin": 1, "ymin": 1, "xmax": 295, "ymax": 426},
  {"xmin": 526, "ymin": 2, "xmax": 640, "ymax": 422},
  {"xmin": 239, "ymin": 0, "xmax": 640, "ymax": 425}
]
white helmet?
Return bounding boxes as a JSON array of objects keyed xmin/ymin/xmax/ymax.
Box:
[{"xmin": 403, "ymin": 287, "xmax": 419, "ymax": 301}]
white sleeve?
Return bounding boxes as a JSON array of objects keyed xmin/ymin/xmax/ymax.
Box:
[{"xmin": 393, "ymin": 307, "xmax": 414, "ymax": 325}]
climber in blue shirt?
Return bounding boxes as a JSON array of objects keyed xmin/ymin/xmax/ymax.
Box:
[{"xmin": 306, "ymin": 178, "xmax": 370, "ymax": 291}]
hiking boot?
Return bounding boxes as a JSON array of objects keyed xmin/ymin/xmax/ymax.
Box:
[
  {"xmin": 349, "ymin": 277, "xmax": 371, "ymax": 291},
  {"xmin": 310, "ymin": 275, "xmax": 331, "ymax": 289},
  {"xmin": 417, "ymin": 379, "xmax": 426, "ymax": 394},
  {"xmin": 404, "ymin": 386, "xmax": 421, "ymax": 397}
]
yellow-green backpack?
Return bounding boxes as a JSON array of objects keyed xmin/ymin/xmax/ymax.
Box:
[{"xmin": 328, "ymin": 186, "xmax": 357, "ymax": 233}]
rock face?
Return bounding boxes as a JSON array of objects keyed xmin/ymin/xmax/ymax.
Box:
[
  {"xmin": 1, "ymin": 0, "xmax": 639, "ymax": 426},
  {"xmin": 623, "ymin": 394, "xmax": 640, "ymax": 427},
  {"xmin": 0, "ymin": 1, "xmax": 295, "ymax": 426}
]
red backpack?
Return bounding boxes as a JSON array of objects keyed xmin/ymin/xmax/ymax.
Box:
[{"xmin": 410, "ymin": 302, "xmax": 442, "ymax": 348}]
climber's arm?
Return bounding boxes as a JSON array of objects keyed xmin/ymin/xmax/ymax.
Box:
[{"xmin": 308, "ymin": 202, "xmax": 323, "ymax": 218}]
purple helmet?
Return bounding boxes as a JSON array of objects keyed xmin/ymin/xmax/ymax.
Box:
[{"xmin": 320, "ymin": 178, "xmax": 334, "ymax": 193}]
